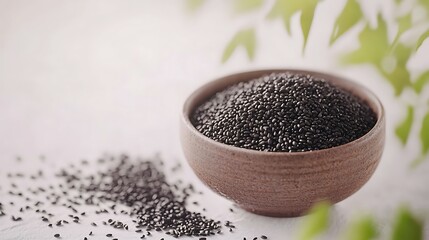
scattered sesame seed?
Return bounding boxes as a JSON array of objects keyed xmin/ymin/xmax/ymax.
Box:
[{"xmin": 1, "ymin": 154, "xmax": 233, "ymax": 239}]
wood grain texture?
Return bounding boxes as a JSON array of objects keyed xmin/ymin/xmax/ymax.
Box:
[{"xmin": 180, "ymin": 69, "xmax": 385, "ymax": 217}]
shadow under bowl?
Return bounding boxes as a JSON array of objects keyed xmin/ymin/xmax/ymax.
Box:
[{"xmin": 180, "ymin": 69, "xmax": 385, "ymax": 217}]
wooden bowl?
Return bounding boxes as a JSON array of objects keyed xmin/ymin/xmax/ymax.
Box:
[{"xmin": 180, "ymin": 69, "xmax": 385, "ymax": 217}]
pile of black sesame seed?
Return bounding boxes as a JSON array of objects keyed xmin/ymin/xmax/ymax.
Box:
[
  {"xmin": 59, "ymin": 155, "xmax": 221, "ymax": 238},
  {"xmin": 1, "ymin": 154, "xmax": 269, "ymax": 239},
  {"xmin": 192, "ymin": 73, "xmax": 377, "ymax": 152}
]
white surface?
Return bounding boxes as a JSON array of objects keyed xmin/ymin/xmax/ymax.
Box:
[{"xmin": 0, "ymin": 0, "xmax": 428, "ymax": 239}]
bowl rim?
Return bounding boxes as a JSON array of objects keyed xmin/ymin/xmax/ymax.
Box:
[{"xmin": 182, "ymin": 68, "xmax": 385, "ymax": 157}]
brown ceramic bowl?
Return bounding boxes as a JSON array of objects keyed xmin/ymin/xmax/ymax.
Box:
[{"xmin": 180, "ymin": 69, "xmax": 385, "ymax": 217}]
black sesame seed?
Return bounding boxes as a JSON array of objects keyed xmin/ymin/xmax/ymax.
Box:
[
  {"xmin": 54, "ymin": 233, "xmax": 60, "ymax": 238},
  {"xmin": 2, "ymin": 154, "xmax": 228, "ymax": 239},
  {"xmin": 11, "ymin": 216, "xmax": 22, "ymax": 221},
  {"xmin": 192, "ymin": 72, "xmax": 376, "ymax": 152},
  {"xmin": 261, "ymin": 235, "xmax": 268, "ymax": 239}
]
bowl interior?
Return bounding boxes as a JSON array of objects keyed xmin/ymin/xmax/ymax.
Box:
[{"xmin": 182, "ymin": 69, "xmax": 384, "ymax": 155}]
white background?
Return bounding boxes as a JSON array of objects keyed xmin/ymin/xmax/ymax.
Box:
[{"xmin": 0, "ymin": 0, "xmax": 428, "ymax": 239}]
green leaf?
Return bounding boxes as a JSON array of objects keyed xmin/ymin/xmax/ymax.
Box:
[
  {"xmin": 420, "ymin": 111, "xmax": 429, "ymax": 156},
  {"xmin": 413, "ymin": 70, "xmax": 429, "ymax": 93},
  {"xmin": 416, "ymin": 29, "xmax": 429, "ymax": 51},
  {"xmin": 185, "ymin": 0, "xmax": 205, "ymax": 12},
  {"xmin": 383, "ymin": 65, "xmax": 411, "ymax": 96},
  {"xmin": 233, "ymin": 0, "xmax": 264, "ymax": 13},
  {"xmin": 418, "ymin": 0, "xmax": 429, "ymax": 12},
  {"xmin": 298, "ymin": 201, "xmax": 331, "ymax": 240},
  {"xmin": 267, "ymin": 0, "xmax": 319, "ymax": 52},
  {"xmin": 222, "ymin": 28, "xmax": 256, "ymax": 63},
  {"xmin": 395, "ymin": 106, "xmax": 414, "ymax": 145},
  {"xmin": 393, "ymin": 13, "xmax": 413, "ymax": 45},
  {"xmin": 300, "ymin": 5, "xmax": 316, "ymax": 53},
  {"xmin": 412, "ymin": 110, "xmax": 429, "ymax": 166},
  {"xmin": 391, "ymin": 207, "xmax": 423, "ymax": 240},
  {"xmin": 343, "ymin": 15, "xmax": 413, "ymax": 95},
  {"xmin": 343, "ymin": 216, "xmax": 378, "ymax": 240},
  {"xmin": 382, "ymin": 44, "xmax": 413, "ymax": 95},
  {"xmin": 330, "ymin": 0, "xmax": 363, "ymax": 45},
  {"xmin": 342, "ymin": 15, "xmax": 389, "ymax": 66}
]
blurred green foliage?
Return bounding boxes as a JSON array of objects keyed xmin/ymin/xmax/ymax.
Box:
[
  {"xmin": 420, "ymin": 0, "xmax": 429, "ymax": 12},
  {"xmin": 330, "ymin": 0, "xmax": 363, "ymax": 45},
  {"xmin": 222, "ymin": 28, "xmax": 256, "ymax": 63},
  {"xmin": 233, "ymin": 0, "xmax": 264, "ymax": 13},
  {"xmin": 342, "ymin": 216, "xmax": 378, "ymax": 240},
  {"xmin": 341, "ymin": 15, "xmax": 389, "ymax": 69},
  {"xmin": 413, "ymin": 71, "xmax": 429, "ymax": 93},
  {"xmin": 298, "ymin": 201, "xmax": 330, "ymax": 240},
  {"xmin": 417, "ymin": 29, "xmax": 429, "ymax": 50},
  {"xmin": 395, "ymin": 105, "xmax": 414, "ymax": 145},
  {"xmin": 391, "ymin": 207, "xmax": 423, "ymax": 240},
  {"xmin": 216, "ymin": 0, "xmax": 429, "ymax": 165},
  {"xmin": 420, "ymin": 112, "xmax": 429, "ymax": 156},
  {"xmin": 185, "ymin": 0, "xmax": 205, "ymax": 12},
  {"xmin": 395, "ymin": 13, "xmax": 412, "ymax": 44},
  {"xmin": 267, "ymin": 0, "xmax": 318, "ymax": 52},
  {"xmin": 296, "ymin": 204, "xmax": 423, "ymax": 240}
]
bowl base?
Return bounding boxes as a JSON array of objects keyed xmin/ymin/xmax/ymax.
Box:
[{"xmin": 240, "ymin": 205, "xmax": 308, "ymax": 218}]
